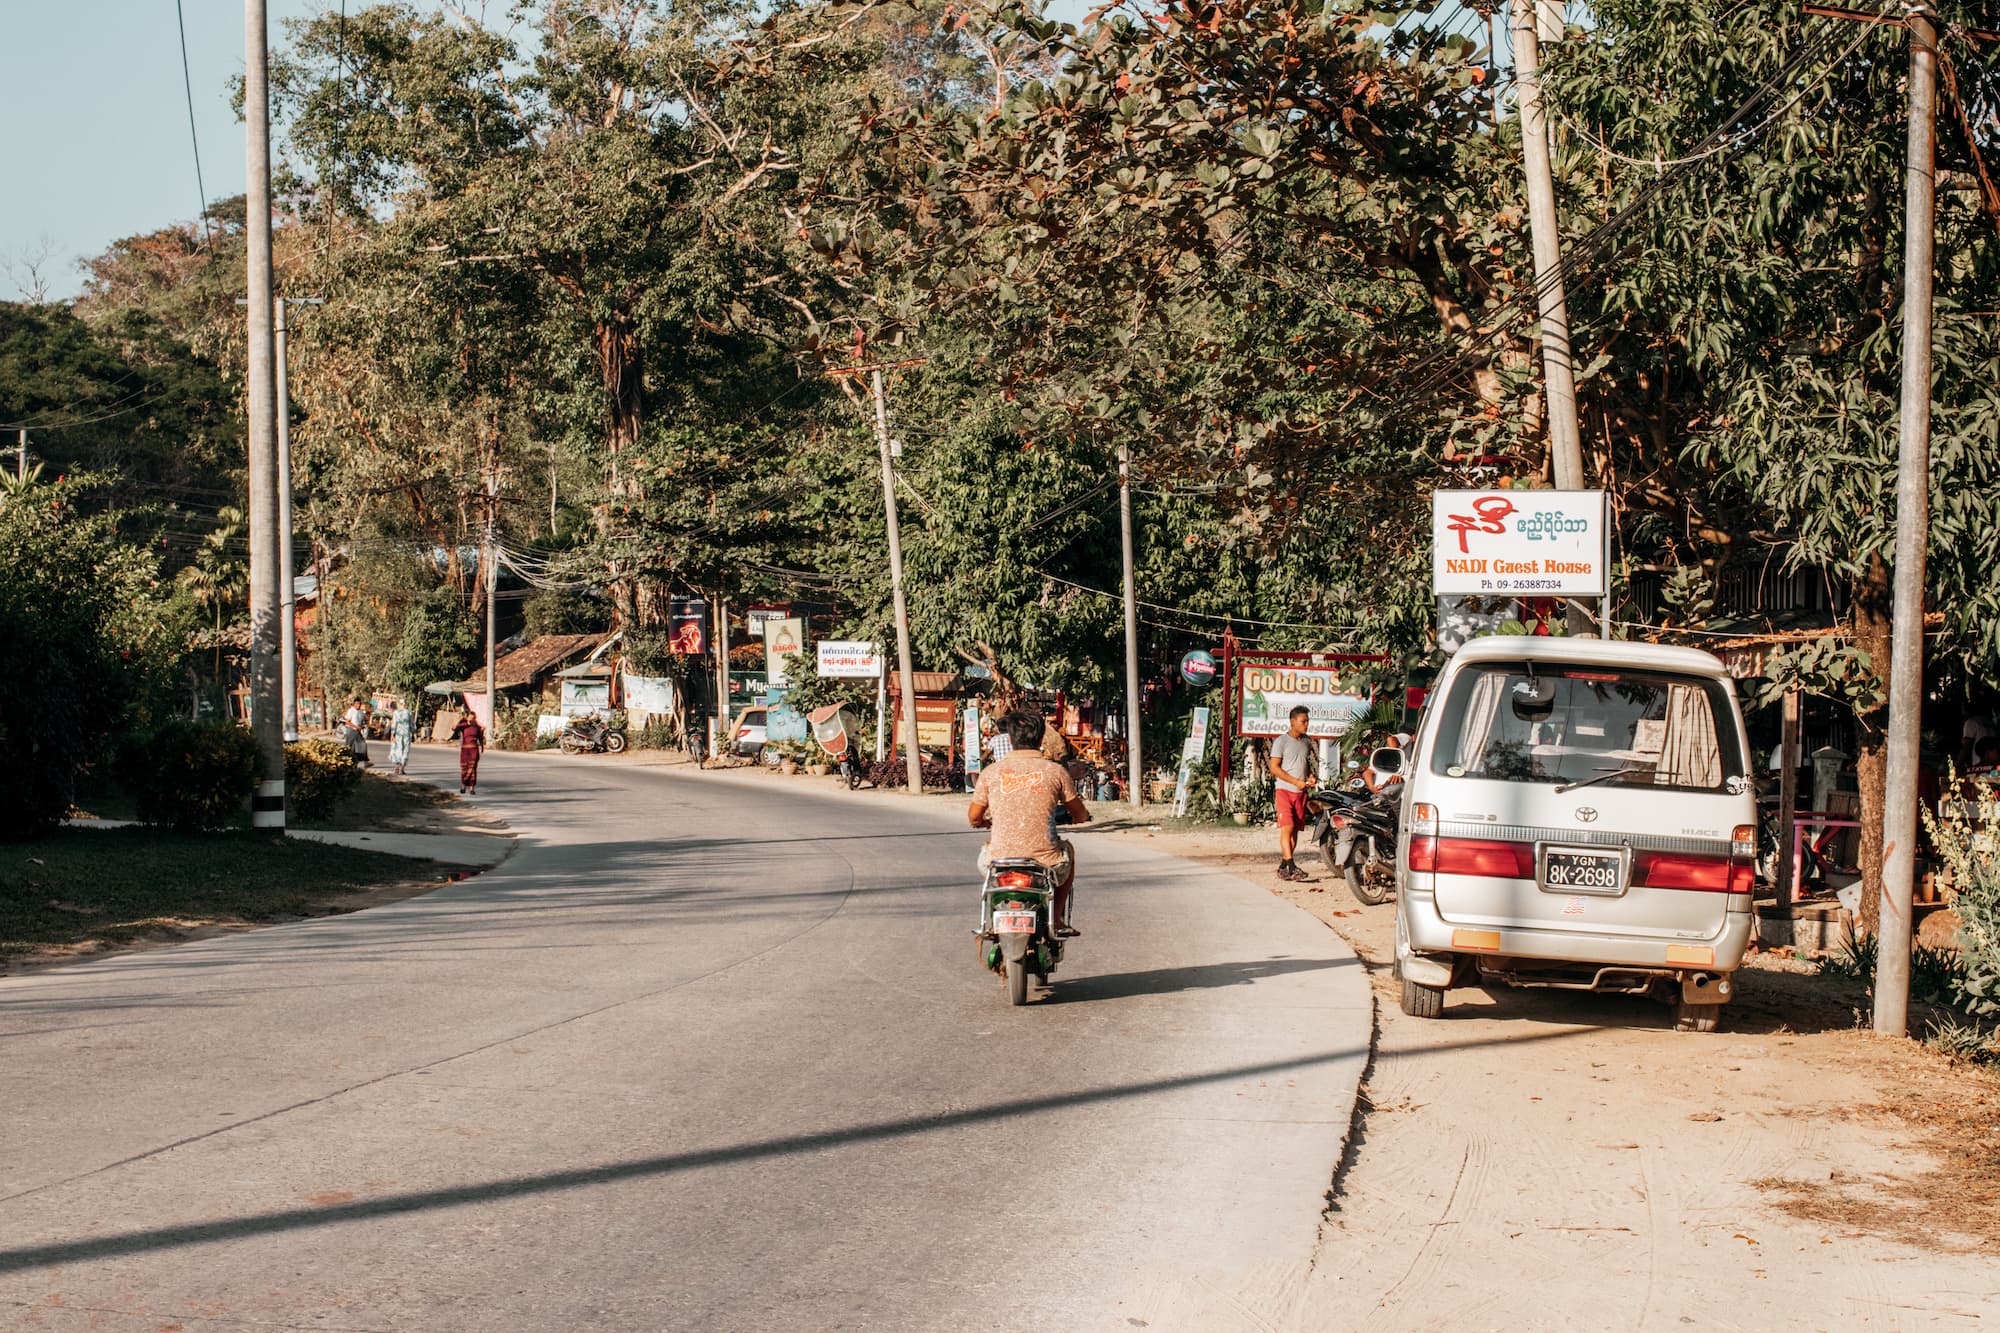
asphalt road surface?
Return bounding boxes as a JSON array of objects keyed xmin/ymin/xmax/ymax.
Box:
[{"xmin": 0, "ymin": 749, "xmax": 1367, "ymax": 1331}]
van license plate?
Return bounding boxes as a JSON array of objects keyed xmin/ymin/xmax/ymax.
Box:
[{"xmin": 1542, "ymin": 848, "xmax": 1625, "ymax": 895}]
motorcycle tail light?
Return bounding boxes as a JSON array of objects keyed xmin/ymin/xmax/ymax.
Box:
[
  {"xmin": 1330, "ymin": 814, "xmax": 1348, "ymax": 830},
  {"xmin": 996, "ymin": 872, "xmax": 1037, "ymax": 889}
]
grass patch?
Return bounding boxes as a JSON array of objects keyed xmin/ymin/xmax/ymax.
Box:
[
  {"xmin": 1, "ymin": 827, "xmax": 428, "ymax": 967},
  {"xmin": 292, "ymin": 769, "xmax": 459, "ymax": 831}
]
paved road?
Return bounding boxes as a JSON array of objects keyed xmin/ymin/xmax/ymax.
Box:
[{"xmin": 0, "ymin": 749, "xmax": 1367, "ymax": 1331}]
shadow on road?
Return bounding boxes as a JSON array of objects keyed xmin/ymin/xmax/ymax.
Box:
[{"xmin": 1046, "ymin": 954, "xmax": 1357, "ymax": 1003}]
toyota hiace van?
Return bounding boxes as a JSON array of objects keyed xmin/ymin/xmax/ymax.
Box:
[{"xmin": 1395, "ymin": 637, "xmax": 1756, "ymax": 1032}]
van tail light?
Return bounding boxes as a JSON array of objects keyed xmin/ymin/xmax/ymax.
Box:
[
  {"xmin": 995, "ymin": 872, "xmax": 1037, "ymax": 889},
  {"xmin": 1408, "ymin": 836, "xmax": 1535, "ymax": 878},
  {"xmin": 1636, "ymin": 846, "xmax": 1757, "ymax": 895},
  {"xmin": 1410, "ymin": 803, "xmax": 1438, "ymax": 837},
  {"xmin": 1732, "ymin": 824, "xmax": 1757, "ymax": 862}
]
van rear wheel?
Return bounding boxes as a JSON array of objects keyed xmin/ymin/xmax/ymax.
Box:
[
  {"xmin": 1673, "ymin": 1000, "xmax": 1722, "ymax": 1033},
  {"xmin": 1400, "ymin": 977, "xmax": 1445, "ymax": 1019}
]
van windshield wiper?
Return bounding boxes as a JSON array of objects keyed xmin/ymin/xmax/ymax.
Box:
[{"xmin": 1553, "ymin": 763, "xmax": 1655, "ymax": 795}]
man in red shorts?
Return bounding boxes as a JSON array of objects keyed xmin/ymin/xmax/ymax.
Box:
[{"xmin": 1268, "ymin": 705, "xmax": 1317, "ymax": 881}]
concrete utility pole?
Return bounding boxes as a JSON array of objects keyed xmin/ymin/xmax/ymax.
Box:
[
  {"xmin": 1510, "ymin": 0, "xmax": 1595, "ymax": 637},
  {"xmin": 243, "ymin": 0, "xmax": 285, "ymax": 829},
  {"xmin": 15, "ymin": 428, "xmax": 26, "ymax": 483},
  {"xmin": 869, "ymin": 366, "xmax": 926, "ymax": 795},
  {"xmin": 273, "ymin": 297, "xmax": 320, "ymax": 741},
  {"xmin": 715, "ymin": 596, "xmax": 731, "ymax": 747},
  {"xmin": 1874, "ymin": 6, "xmax": 1939, "ymax": 1039},
  {"xmin": 1118, "ymin": 446, "xmax": 1143, "ymax": 807}
]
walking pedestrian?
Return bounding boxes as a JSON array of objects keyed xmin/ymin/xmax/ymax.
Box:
[
  {"xmin": 451, "ymin": 711, "xmax": 486, "ymax": 794},
  {"xmin": 342, "ymin": 697, "xmax": 372, "ymax": 766},
  {"xmin": 1269, "ymin": 705, "xmax": 1316, "ymax": 882},
  {"xmin": 388, "ymin": 702, "xmax": 414, "ymax": 776}
]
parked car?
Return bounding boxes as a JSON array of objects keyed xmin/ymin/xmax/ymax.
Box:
[
  {"xmin": 730, "ymin": 706, "xmax": 769, "ymax": 758},
  {"xmin": 1395, "ymin": 636, "xmax": 1757, "ymax": 1033}
]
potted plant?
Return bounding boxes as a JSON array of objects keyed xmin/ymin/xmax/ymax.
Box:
[{"xmin": 778, "ymin": 742, "xmax": 801, "ymax": 776}]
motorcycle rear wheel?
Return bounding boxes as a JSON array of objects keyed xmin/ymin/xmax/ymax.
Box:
[
  {"xmin": 1005, "ymin": 957, "xmax": 1029, "ymax": 1006},
  {"xmin": 1344, "ymin": 845, "xmax": 1395, "ymax": 906},
  {"xmin": 605, "ymin": 731, "xmax": 627, "ymax": 753}
]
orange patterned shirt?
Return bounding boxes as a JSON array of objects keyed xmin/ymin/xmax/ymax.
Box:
[{"xmin": 973, "ymin": 751, "xmax": 1079, "ymax": 868}]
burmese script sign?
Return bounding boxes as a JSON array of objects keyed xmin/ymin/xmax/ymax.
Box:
[
  {"xmin": 1431, "ymin": 490, "xmax": 1608, "ymax": 597},
  {"xmin": 1235, "ymin": 665, "xmax": 1372, "ymax": 739}
]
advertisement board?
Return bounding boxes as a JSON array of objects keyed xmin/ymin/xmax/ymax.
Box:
[
  {"xmin": 764, "ymin": 616, "xmax": 805, "ymax": 685},
  {"xmin": 1431, "ymin": 489, "xmax": 1608, "ymax": 597},
  {"xmin": 1172, "ymin": 706, "xmax": 1211, "ymax": 816},
  {"xmin": 1235, "ymin": 664, "xmax": 1372, "ymax": 739},
  {"xmin": 668, "ymin": 598, "xmax": 709, "ymax": 654},
  {"xmin": 816, "ymin": 640, "xmax": 884, "ymax": 678}
]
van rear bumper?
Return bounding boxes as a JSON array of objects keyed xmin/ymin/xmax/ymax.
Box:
[{"xmin": 1402, "ymin": 893, "xmax": 1753, "ymax": 974}]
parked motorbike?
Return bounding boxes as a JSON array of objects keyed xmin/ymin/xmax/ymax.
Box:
[
  {"xmin": 808, "ymin": 704, "xmax": 867, "ymax": 789},
  {"xmin": 976, "ymin": 859, "xmax": 1067, "ymax": 1006},
  {"xmin": 559, "ymin": 714, "xmax": 628, "ymax": 754},
  {"xmin": 1310, "ymin": 750, "xmax": 1405, "ymax": 906}
]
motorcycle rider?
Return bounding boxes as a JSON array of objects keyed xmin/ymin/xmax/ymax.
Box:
[{"xmin": 968, "ymin": 710, "xmax": 1090, "ymax": 936}]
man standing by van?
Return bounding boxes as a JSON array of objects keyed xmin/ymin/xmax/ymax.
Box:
[{"xmin": 1270, "ymin": 705, "xmax": 1316, "ymax": 882}]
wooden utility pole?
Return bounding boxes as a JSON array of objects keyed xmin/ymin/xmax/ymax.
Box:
[
  {"xmin": 869, "ymin": 366, "xmax": 926, "ymax": 795},
  {"xmin": 13, "ymin": 428, "xmax": 24, "ymax": 483},
  {"xmin": 716, "ymin": 595, "xmax": 731, "ymax": 747},
  {"xmin": 1118, "ymin": 446, "xmax": 1142, "ymax": 807},
  {"xmin": 1875, "ymin": 5, "xmax": 1939, "ymax": 1038},
  {"xmin": 1774, "ymin": 688, "xmax": 1802, "ymax": 921},
  {"xmin": 243, "ymin": 0, "xmax": 285, "ymax": 830}
]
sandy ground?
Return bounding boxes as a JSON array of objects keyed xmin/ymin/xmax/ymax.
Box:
[{"xmin": 1098, "ymin": 816, "xmax": 2000, "ymax": 1332}]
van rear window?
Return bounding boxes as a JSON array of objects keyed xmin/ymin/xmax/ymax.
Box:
[{"xmin": 1429, "ymin": 663, "xmax": 1745, "ymax": 792}]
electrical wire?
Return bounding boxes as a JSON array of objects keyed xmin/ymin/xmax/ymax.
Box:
[
  {"xmin": 1037, "ymin": 569, "xmax": 1370, "ymax": 632},
  {"xmin": 174, "ymin": 0, "xmax": 212, "ymax": 247}
]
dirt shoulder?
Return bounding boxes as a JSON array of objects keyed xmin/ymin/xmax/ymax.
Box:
[{"xmin": 1100, "ymin": 815, "xmax": 2000, "ymax": 1327}]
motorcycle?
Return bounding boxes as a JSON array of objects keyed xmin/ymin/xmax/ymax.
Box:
[
  {"xmin": 1311, "ymin": 749, "xmax": 1405, "ymax": 906},
  {"xmin": 976, "ymin": 859, "xmax": 1066, "ymax": 1006},
  {"xmin": 559, "ymin": 714, "xmax": 628, "ymax": 754},
  {"xmin": 808, "ymin": 704, "xmax": 867, "ymax": 790}
]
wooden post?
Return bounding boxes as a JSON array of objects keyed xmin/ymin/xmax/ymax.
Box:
[{"xmin": 1774, "ymin": 687, "xmax": 1802, "ymax": 915}]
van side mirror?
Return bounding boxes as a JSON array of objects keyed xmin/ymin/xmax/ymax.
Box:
[{"xmin": 1371, "ymin": 748, "xmax": 1404, "ymax": 774}]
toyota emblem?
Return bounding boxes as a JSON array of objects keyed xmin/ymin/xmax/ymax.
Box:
[{"xmin": 1574, "ymin": 807, "xmax": 1599, "ymax": 823}]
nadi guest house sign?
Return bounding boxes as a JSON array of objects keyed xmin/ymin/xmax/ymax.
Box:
[
  {"xmin": 1236, "ymin": 665, "xmax": 1372, "ymax": 739},
  {"xmin": 1431, "ymin": 490, "xmax": 1608, "ymax": 598}
]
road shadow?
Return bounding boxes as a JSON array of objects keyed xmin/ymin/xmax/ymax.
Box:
[{"xmin": 1045, "ymin": 954, "xmax": 1356, "ymax": 1004}]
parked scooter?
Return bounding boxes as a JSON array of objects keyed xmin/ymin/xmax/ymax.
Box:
[
  {"xmin": 976, "ymin": 859, "xmax": 1067, "ymax": 1006},
  {"xmin": 559, "ymin": 714, "xmax": 628, "ymax": 754},
  {"xmin": 1311, "ymin": 748, "xmax": 1405, "ymax": 906}
]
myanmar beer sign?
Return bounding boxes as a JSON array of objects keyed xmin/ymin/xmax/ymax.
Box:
[{"xmin": 1432, "ymin": 489, "xmax": 1608, "ymax": 597}]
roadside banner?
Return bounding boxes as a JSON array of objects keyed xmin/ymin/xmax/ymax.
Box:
[
  {"xmin": 765, "ymin": 686, "xmax": 808, "ymax": 743},
  {"xmin": 764, "ymin": 616, "xmax": 805, "ymax": 684},
  {"xmin": 963, "ymin": 704, "xmax": 982, "ymax": 791},
  {"xmin": 622, "ymin": 672, "xmax": 676, "ymax": 716},
  {"xmin": 1172, "ymin": 707, "xmax": 1211, "ymax": 816},
  {"xmin": 816, "ymin": 639, "xmax": 883, "ymax": 678},
  {"xmin": 668, "ymin": 598, "xmax": 709, "ymax": 654},
  {"xmin": 1235, "ymin": 665, "xmax": 1371, "ymax": 739},
  {"xmin": 1431, "ymin": 489, "xmax": 1608, "ymax": 597}
]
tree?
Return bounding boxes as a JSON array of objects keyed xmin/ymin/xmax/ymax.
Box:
[{"xmin": 384, "ymin": 589, "xmax": 480, "ymax": 726}]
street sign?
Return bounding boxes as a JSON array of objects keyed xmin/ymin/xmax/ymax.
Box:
[
  {"xmin": 1235, "ymin": 664, "xmax": 1371, "ymax": 739},
  {"xmin": 1432, "ymin": 489, "xmax": 1609, "ymax": 597},
  {"xmin": 1180, "ymin": 649, "xmax": 1217, "ymax": 687},
  {"xmin": 816, "ymin": 640, "xmax": 883, "ymax": 678}
]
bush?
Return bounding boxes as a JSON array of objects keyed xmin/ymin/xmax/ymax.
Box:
[
  {"xmin": 867, "ymin": 754, "xmax": 965, "ymax": 790},
  {"xmin": 285, "ymin": 738, "xmax": 362, "ymax": 821},
  {"xmin": 119, "ymin": 719, "xmax": 260, "ymax": 831},
  {"xmin": 1926, "ymin": 777, "xmax": 2000, "ymax": 1019}
]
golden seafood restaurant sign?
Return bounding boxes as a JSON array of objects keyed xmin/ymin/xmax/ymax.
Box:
[
  {"xmin": 1432, "ymin": 490, "xmax": 1608, "ymax": 598},
  {"xmin": 1236, "ymin": 665, "xmax": 1373, "ymax": 739}
]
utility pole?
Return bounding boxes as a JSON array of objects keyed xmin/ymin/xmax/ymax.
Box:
[
  {"xmin": 1510, "ymin": 0, "xmax": 1593, "ymax": 636},
  {"xmin": 243, "ymin": 0, "xmax": 285, "ymax": 830},
  {"xmin": 273, "ymin": 297, "xmax": 319, "ymax": 741},
  {"xmin": 1874, "ymin": 5, "xmax": 1938, "ymax": 1039},
  {"xmin": 1118, "ymin": 446, "xmax": 1143, "ymax": 807},
  {"xmin": 869, "ymin": 366, "xmax": 926, "ymax": 795},
  {"xmin": 482, "ymin": 466, "xmax": 498, "ymax": 734},
  {"xmin": 14, "ymin": 428, "xmax": 26, "ymax": 483},
  {"xmin": 715, "ymin": 595, "xmax": 731, "ymax": 747}
]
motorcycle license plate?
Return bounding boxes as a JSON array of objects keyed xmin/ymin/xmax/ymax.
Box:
[
  {"xmin": 992, "ymin": 910, "xmax": 1038, "ymax": 934},
  {"xmin": 1541, "ymin": 847, "xmax": 1626, "ymax": 895}
]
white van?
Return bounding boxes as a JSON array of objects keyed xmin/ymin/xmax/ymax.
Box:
[{"xmin": 1395, "ymin": 636, "xmax": 1757, "ymax": 1032}]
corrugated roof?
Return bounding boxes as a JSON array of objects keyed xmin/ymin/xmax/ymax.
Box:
[{"xmin": 462, "ymin": 632, "xmax": 613, "ymax": 691}]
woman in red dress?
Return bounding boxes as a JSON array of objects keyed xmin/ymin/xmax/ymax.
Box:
[{"xmin": 450, "ymin": 713, "xmax": 486, "ymax": 794}]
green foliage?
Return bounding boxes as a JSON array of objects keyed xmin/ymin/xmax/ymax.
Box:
[
  {"xmin": 384, "ymin": 590, "xmax": 479, "ymax": 727},
  {"xmin": 1757, "ymin": 640, "xmax": 1887, "ymax": 714},
  {"xmin": 284, "ymin": 738, "xmax": 364, "ymax": 822},
  {"xmin": 0, "ymin": 476, "xmax": 191, "ymax": 835},
  {"xmin": 117, "ymin": 720, "xmax": 260, "ymax": 832},
  {"xmin": 1923, "ymin": 1015, "xmax": 1998, "ymax": 1067},
  {"xmin": 1924, "ymin": 778, "xmax": 2000, "ymax": 1019},
  {"xmin": 523, "ymin": 587, "xmax": 609, "ymax": 638}
]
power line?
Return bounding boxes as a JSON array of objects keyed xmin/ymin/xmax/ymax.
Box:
[{"xmin": 173, "ymin": 0, "xmax": 212, "ymax": 247}]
